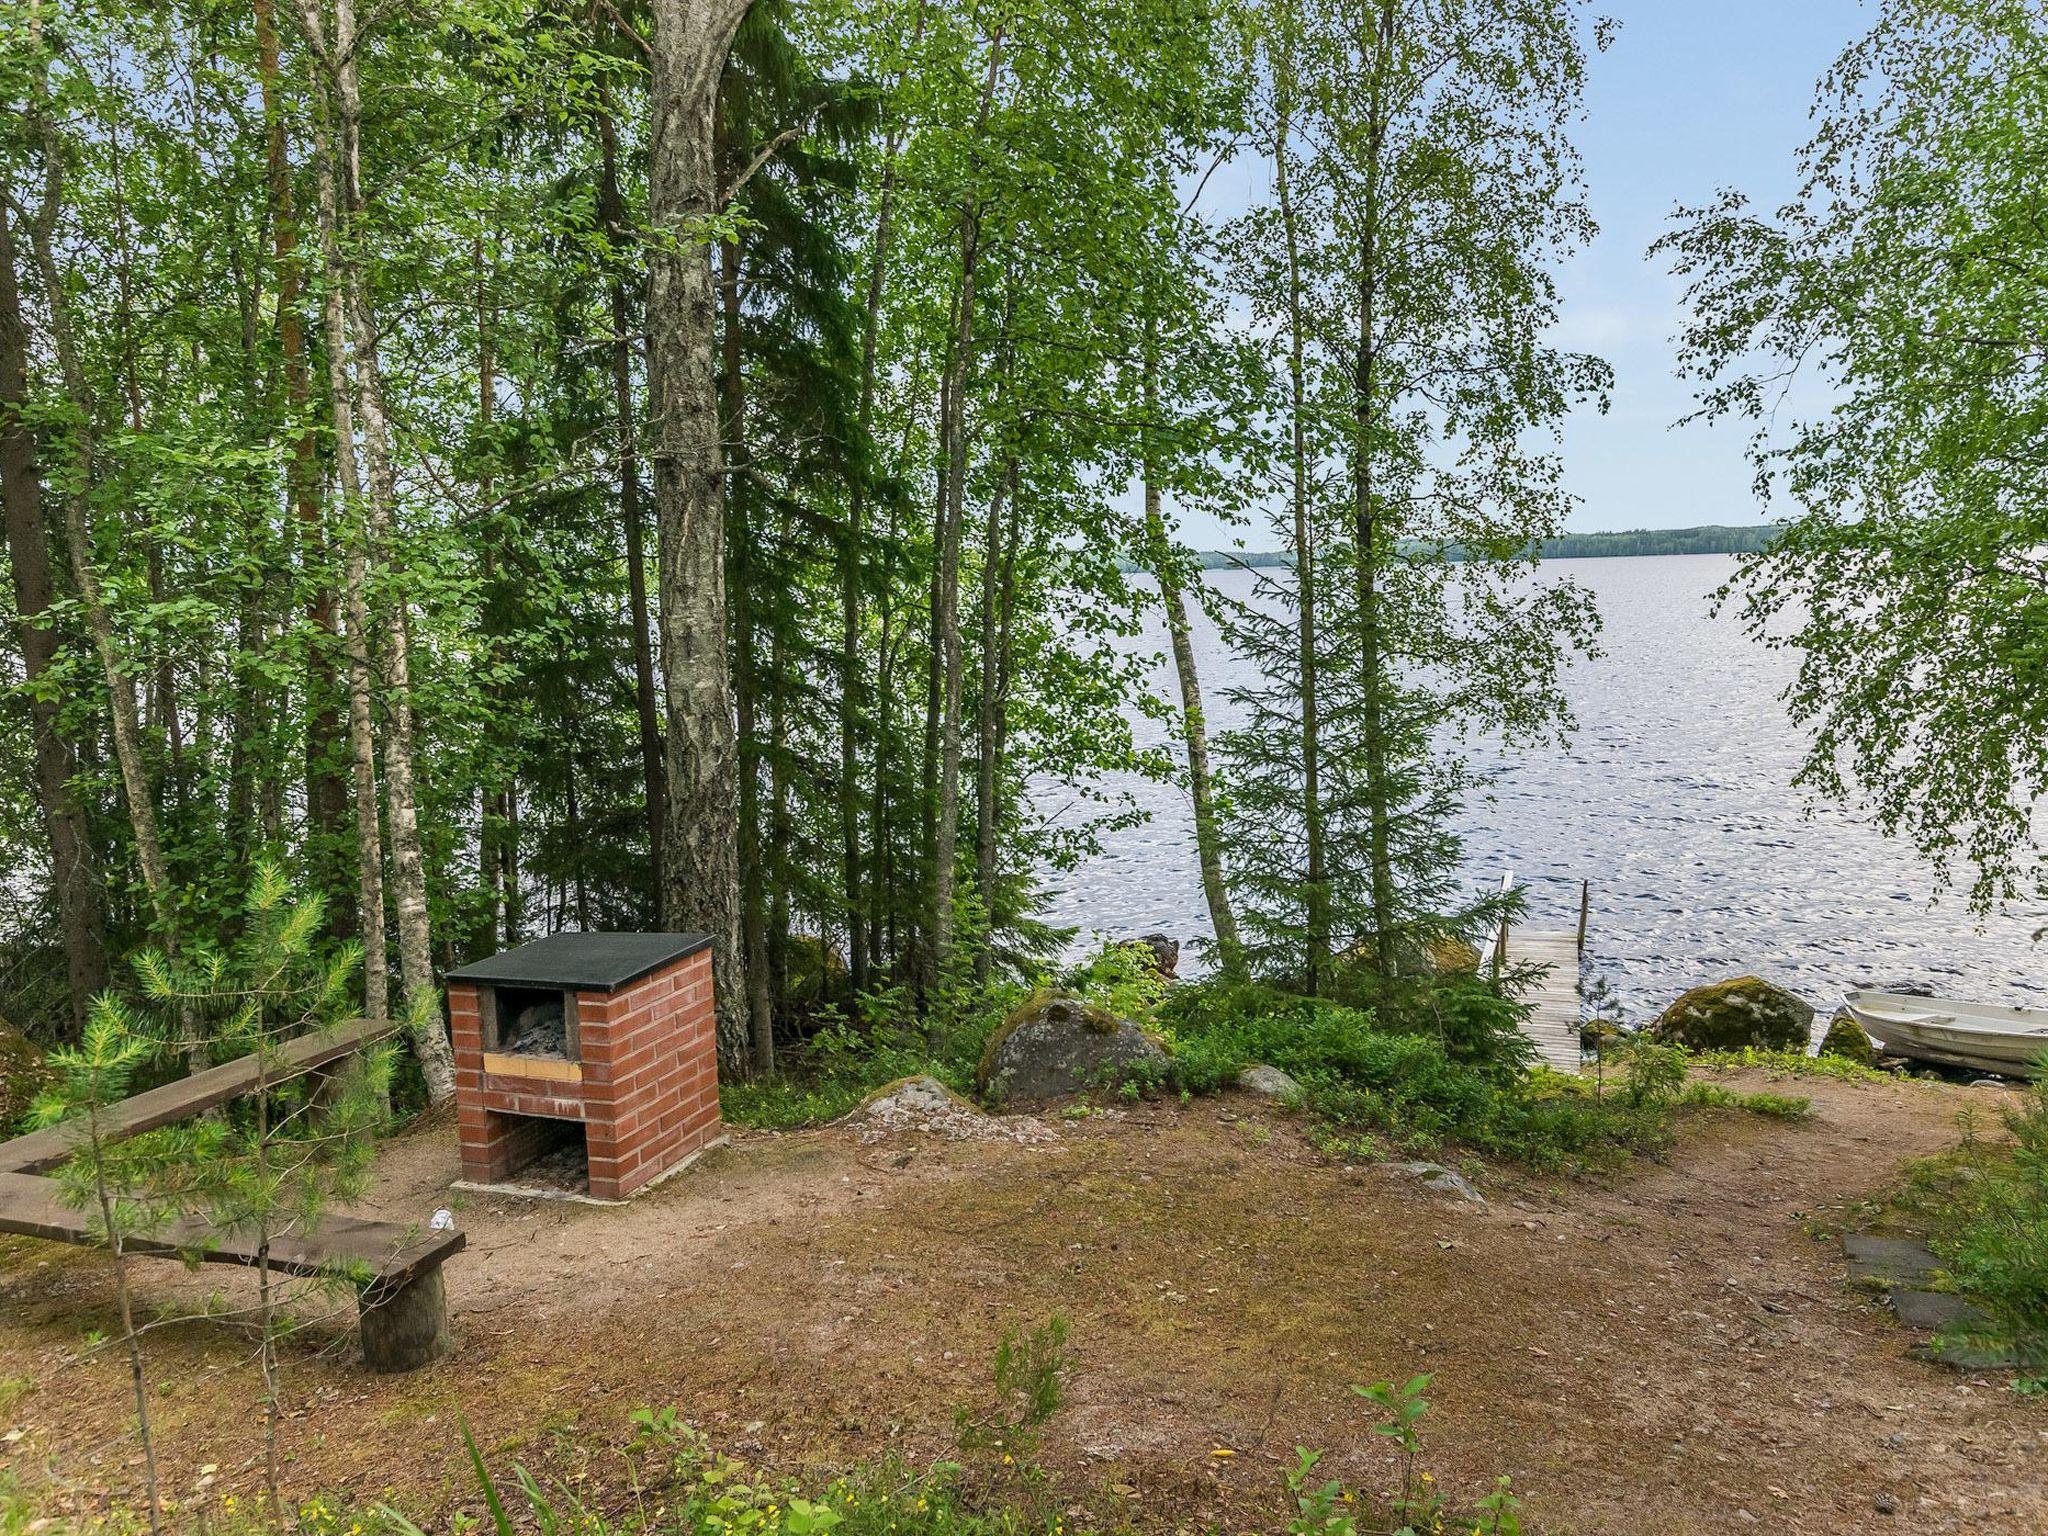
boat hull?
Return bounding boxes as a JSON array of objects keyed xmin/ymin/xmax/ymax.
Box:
[{"xmin": 1846, "ymin": 991, "xmax": 2048, "ymax": 1079}]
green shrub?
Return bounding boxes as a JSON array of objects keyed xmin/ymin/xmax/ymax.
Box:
[
  {"xmin": 1926, "ymin": 1080, "xmax": 2048, "ymax": 1372},
  {"xmin": 1157, "ymin": 981, "xmax": 1669, "ymax": 1171}
]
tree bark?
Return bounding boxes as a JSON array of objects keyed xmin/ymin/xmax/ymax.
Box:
[
  {"xmin": 972, "ymin": 455, "xmax": 1018, "ymax": 981},
  {"xmin": 254, "ymin": 0, "xmax": 350, "ymax": 928},
  {"xmin": 596, "ymin": 84, "xmax": 667, "ymax": 905},
  {"xmin": 1139, "ymin": 324, "xmax": 1242, "ymax": 976},
  {"xmin": 718, "ymin": 227, "xmax": 774, "ymax": 1072},
  {"xmin": 294, "ymin": 0, "xmax": 454, "ymax": 1099},
  {"xmin": 646, "ymin": 0, "xmax": 756, "ymax": 1065},
  {"xmin": 304, "ymin": 71, "xmax": 390, "ymax": 1025},
  {"xmin": 838, "ymin": 0, "xmax": 925, "ymax": 1002},
  {"xmin": 1272, "ymin": 57, "xmax": 1327, "ymax": 991},
  {"xmin": 929, "ymin": 25, "xmax": 1006, "ymax": 987},
  {"xmin": 0, "ymin": 193, "xmax": 108, "ymax": 1027},
  {"xmin": 1354, "ymin": 0, "xmax": 1398, "ymax": 977}
]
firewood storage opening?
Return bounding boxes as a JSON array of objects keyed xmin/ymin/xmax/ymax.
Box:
[{"xmin": 448, "ymin": 932, "xmax": 721, "ymax": 1202}]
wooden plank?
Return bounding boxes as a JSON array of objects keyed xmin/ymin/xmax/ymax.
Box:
[
  {"xmin": 1506, "ymin": 929, "xmax": 1583, "ymax": 1074},
  {"xmin": 0, "ymin": 1019, "xmax": 397, "ymax": 1174},
  {"xmin": 0, "ymin": 1171, "xmax": 463, "ymax": 1287}
]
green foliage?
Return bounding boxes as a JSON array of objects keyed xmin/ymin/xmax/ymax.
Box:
[
  {"xmin": 1688, "ymin": 1047, "xmax": 1884, "ymax": 1083},
  {"xmin": 1158, "ymin": 980, "xmax": 1666, "ymax": 1172},
  {"xmin": 1662, "ymin": 0, "xmax": 2048, "ymax": 912},
  {"xmin": 1214, "ymin": 0, "xmax": 1608, "ymax": 988},
  {"xmin": 1061, "ymin": 943, "xmax": 1170, "ymax": 1024},
  {"xmin": 1918, "ymin": 1080, "xmax": 2048, "ymax": 1371},
  {"xmin": 956, "ymin": 1317, "xmax": 1069, "ymax": 1461},
  {"xmin": 1619, "ymin": 1042, "xmax": 1687, "ymax": 1108},
  {"xmin": 1282, "ymin": 1375, "xmax": 1523, "ymax": 1536}
]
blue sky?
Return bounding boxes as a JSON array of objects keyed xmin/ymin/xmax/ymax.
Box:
[{"xmin": 1555, "ymin": 0, "xmax": 1869, "ymax": 532}]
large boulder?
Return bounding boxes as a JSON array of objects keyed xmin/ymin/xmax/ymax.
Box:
[
  {"xmin": 978, "ymin": 996, "xmax": 1170, "ymax": 1105},
  {"xmin": 1, "ymin": 1018, "xmax": 48, "ymax": 1133},
  {"xmin": 1647, "ymin": 976, "xmax": 1814, "ymax": 1052}
]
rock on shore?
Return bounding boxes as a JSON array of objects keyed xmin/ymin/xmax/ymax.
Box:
[
  {"xmin": 978, "ymin": 996, "xmax": 1170, "ymax": 1105},
  {"xmin": 1647, "ymin": 975, "xmax": 1814, "ymax": 1051}
]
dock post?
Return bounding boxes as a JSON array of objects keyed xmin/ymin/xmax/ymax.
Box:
[{"xmin": 1577, "ymin": 880, "xmax": 1590, "ymax": 955}]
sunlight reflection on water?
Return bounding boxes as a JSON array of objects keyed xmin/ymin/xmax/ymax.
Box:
[{"xmin": 1035, "ymin": 554, "xmax": 2045, "ymax": 1020}]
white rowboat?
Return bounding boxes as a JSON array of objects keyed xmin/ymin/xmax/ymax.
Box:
[{"xmin": 1844, "ymin": 990, "xmax": 2048, "ymax": 1078}]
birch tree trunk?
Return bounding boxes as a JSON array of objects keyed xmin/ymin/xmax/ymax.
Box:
[
  {"xmin": 1272, "ymin": 54, "xmax": 1327, "ymax": 991},
  {"xmin": 294, "ymin": 0, "xmax": 453, "ymax": 1098},
  {"xmin": 1139, "ymin": 327, "xmax": 1242, "ymax": 975},
  {"xmin": 1354, "ymin": 0, "xmax": 1399, "ymax": 977},
  {"xmin": 305, "ymin": 80, "xmax": 390, "ymax": 1026},
  {"xmin": 929, "ymin": 26, "xmax": 1007, "ymax": 986},
  {"xmin": 646, "ymin": 0, "xmax": 757, "ymax": 1065}
]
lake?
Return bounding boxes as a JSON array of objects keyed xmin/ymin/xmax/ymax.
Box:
[{"xmin": 1035, "ymin": 553, "xmax": 2046, "ymax": 1020}]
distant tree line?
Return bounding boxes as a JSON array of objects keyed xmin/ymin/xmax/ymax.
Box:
[{"xmin": 1120, "ymin": 523, "xmax": 1785, "ymax": 572}]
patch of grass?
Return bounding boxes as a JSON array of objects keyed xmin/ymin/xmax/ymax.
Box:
[
  {"xmin": 1904, "ymin": 1088, "xmax": 2048, "ymax": 1378},
  {"xmin": 1680, "ymin": 1082, "xmax": 1813, "ymax": 1119},
  {"xmin": 0, "ymin": 1376, "xmax": 29, "ymax": 1417},
  {"xmin": 1689, "ymin": 1047, "xmax": 1885, "ymax": 1082}
]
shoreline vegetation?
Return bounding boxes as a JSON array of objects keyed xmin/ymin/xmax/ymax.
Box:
[{"xmin": 1114, "ymin": 523, "xmax": 1786, "ymax": 573}]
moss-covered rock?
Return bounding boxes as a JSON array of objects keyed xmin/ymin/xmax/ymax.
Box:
[
  {"xmin": 977, "ymin": 995, "xmax": 1169, "ymax": 1104},
  {"xmin": 0, "ymin": 1018, "xmax": 49, "ymax": 1133},
  {"xmin": 1818, "ymin": 1012, "xmax": 1881, "ymax": 1067},
  {"xmin": 1647, "ymin": 976, "xmax": 1815, "ymax": 1052}
]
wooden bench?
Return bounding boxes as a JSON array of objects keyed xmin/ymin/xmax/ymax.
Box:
[{"xmin": 0, "ymin": 1021, "xmax": 463, "ymax": 1372}]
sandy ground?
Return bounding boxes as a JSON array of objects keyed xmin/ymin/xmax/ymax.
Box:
[{"xmin": 2, "ymin": 1070, "xmax": 2044, "ymax": 1535}]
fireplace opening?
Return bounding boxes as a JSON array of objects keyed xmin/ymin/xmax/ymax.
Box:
[
  {"xmin": 485, "ymin": 984, "xmax": 578, "ymax": 1062},
  {"xmin": 496, "ymin": 1114, "xmax": 588, "ymax": 1195}
]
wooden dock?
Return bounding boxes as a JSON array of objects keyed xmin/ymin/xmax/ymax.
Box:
[{"xmin": 1504, "ymin": 929, "xmax": 1585, "ymax": 1073}]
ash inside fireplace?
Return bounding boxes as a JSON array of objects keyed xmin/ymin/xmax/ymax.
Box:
[{"xmin": 498, "ymin": 989, "xmax": 568, "ymax": 1057}]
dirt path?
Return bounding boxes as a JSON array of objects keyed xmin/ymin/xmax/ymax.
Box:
[{"xmin": 2, "ymin": 1071, "xmax": 2042, "ymax": 1534}]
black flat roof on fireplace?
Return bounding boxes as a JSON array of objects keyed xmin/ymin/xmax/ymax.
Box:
[{"xmin": 446, "ymin": 932, "xmax": 712, "ymax": 992}]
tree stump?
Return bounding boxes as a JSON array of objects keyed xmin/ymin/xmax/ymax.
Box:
[{"xmin": 359, "ymin": 1265, "xmax": 450, "ymax": 1372}]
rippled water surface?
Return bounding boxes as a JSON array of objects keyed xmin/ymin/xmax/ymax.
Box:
[{"xmin": 1036, "ymin": 554, "xmax": 2045, "ymax": 1019}]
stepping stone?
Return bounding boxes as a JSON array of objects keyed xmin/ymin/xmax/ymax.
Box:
[
  {"xmin": 1842, "ymin": 1233, "xmax": 1940, "ymax": 1288},
  {"xmin": 1890, "ymin": 1289, "xmax": 1989, "ymax": 1332}
]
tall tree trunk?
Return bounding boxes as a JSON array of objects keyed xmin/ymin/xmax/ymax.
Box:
[
  {"xmin": 474, "ymin": 239, "xmax": 515, "ymax": 952},
  {"xmin": 305, "ymin": 79, "xmax": 390, "ymax": 1024},
  {"xmin": 972, "ymin": 456, "xmax": 1018, "ymax": 982},
  {"xmin": 929, "ymin": 25, "xmax": 1006, "ymax": 987},
  {"xmin": 1355, "ymin": 0, "xmax": 1398, "ymax": 977},
  {"xmin": 1271, "ymin": 58, "xmax": 1326, "ymax": 991},
  {"xmin": 1139, "ymin": 323, "xmax": 1242, "ymax": 976},
  {"xmin": 839, "ymin": 0, "xmax": 925, "ymax": 1003},
  {"xmin": 255, "ymin": 0, "xmax": 349, "ymax": 923},
  {"xmin": 596, "ymin": 85, "xmax": 667, "ymax": 904},
  {"xmin": 719, "ymin": 230, "xmax": 774, "ymax": 1073},
  {"xmin": 295, "ymin": 0, "xmax": 454, "ymax": 1098},
  {"xmin": 0, "ymin": 193, "xmax": 108, "ymax": 1027},
  {"xmin": 336, "ymin": 60, "xmax": 439, "ymax": 1060},
  {"xmin": 646, "ymin": 0, "xmax": 756, "ymax": 1065}
]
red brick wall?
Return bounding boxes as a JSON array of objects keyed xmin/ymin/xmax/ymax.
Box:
[{"xmin": 450, "ymin": 947, "xmax": 720, "ymax": 1198}]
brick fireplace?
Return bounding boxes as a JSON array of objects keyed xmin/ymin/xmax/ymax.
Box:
[{"xmin": 447, "ymin": 932, "xmax": 721, "ymax": 1201}]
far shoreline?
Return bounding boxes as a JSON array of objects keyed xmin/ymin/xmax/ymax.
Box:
[{"xmin": 1123, "ymin": 523, "xmax": 1783, "ymax": 572}]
